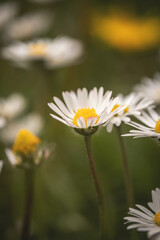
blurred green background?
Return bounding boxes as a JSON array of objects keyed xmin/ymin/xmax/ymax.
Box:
[{"xmin": 0, "ymin": 0, "xmax": 160, "ymax": 239}]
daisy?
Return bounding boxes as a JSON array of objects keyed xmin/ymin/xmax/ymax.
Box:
[
  {"xmin": 5, "ymin": 129, "xmax": 53, "ymax": 168},
  {"xmin": 2, "ymin": 36, "xmax": 84, "ymax": 69},
  {"xmin": 106, "ymin": 92, "xmax": 153, "ymax": 132},
  {"xmin": 123, "ymin": 108, "xmax": 160, "ymax": 139},
  {"xmin": 48, "ymin": 87, "xmax": 124, "ymax": 136},
  {"xmin": 125, "ymin": 188, "xmax": 160, "ymax": 240},
  {"xmin": 5, "ymin": 10, "xmax": 53, "ymax": 40},
  {"xmin": 134, "ymin": 73, "xmax": 160, "ymax": 105}
]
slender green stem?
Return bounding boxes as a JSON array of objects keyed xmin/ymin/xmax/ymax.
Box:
[
  {"xmin": 84, "ymin": 135, "xmax": 106, "ymax": 240},
  {"xmin": 116, "ymin": 126, "xmax": 134, "ymax": 207},
  {"xmin": 21, "ymin": 169, "xmax": 35, "ymax": 240}
]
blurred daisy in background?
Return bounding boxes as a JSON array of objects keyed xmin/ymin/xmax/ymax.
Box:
[
  {"xmin": 106, "ymin": 92, "xmax": 153, "ymax": 132},
  {"xmin": 125, "ymin": 188, "xmax": 160, "ymax": 240},
  {"xmin": 48, "ymin": 87, "xmax": 124, "ymax": 135},
  {"xmin": 5, "ymin": 129, "xmax": 53, "ymax": 168},
  {"xmin": 91, "ymin": 9, "xmax": 160, "ymax": 52},
  {"xmin": 0, "ymin": 93, "xmax": 27, "ymax": 128},
  {"xmin": 0, "ymin": 112, "xmax": 44, "ymax": 144},
  {"xmin": 123, "ymin": 108, "xmax": 160, "ymax": 139},
  {"xmin": 4, "ymin": 10, "xmax": 54, "ymax": 40},
  {"xmin": 0, "ymin": 2, "xmax": 19, "ymax": 31},
  {"xmin": 134, "ymin": 73, "xmax": 160, "ymax": 105},
  {"xmin": 2, "ymin": 36, "xmax": 84, "ymax": 69}
]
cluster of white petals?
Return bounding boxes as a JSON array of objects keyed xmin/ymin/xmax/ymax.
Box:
[
  {"xmin": 123, "ymin": 108, "xmax": 160, "ymax": 139},
  {"xmin": 125, "ymin": 188, "xmax": 160, "ymax": 240},
  {"xmin": 106, "ymin": 92, "xmax": 153, "ymax": 132}
]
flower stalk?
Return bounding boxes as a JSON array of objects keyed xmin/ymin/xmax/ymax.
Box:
[
  {"xmin": 116, "ymin": 126, "xmax": 134, "ymax": 207},
  {"xmin": 84, "ymin": 135, "xmax": 106, "ymax": 240},
  {"xmin": 21, "ymin": 168, "xmax": 35, "ymax": 240}
]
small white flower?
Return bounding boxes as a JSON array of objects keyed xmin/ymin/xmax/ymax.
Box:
[
  {"xmin": 106, "ymin": 92, "xmax": 153, "ymax": 132},
  {"xmin": 123, "ymin": 108, "xmax": 160, "ymax": 139},
  {"xmin": 0, "ymin": 2, "xmax": 18, "ymax": 30},
  {"xmin": 2, "ymin": 36, "xmax": 84, "ymax": 69},
  {"xmin": 0, "ymin": 113, "xmax": 44, "ymax": 144},
  {"xmin": 124, "ymin": 188, "xmax": 160, "ymax": 240},
  {"xmin": 5, "ymin": 10, "xmax": 54, "ymax": 40},
  {"xmin": 0, "ymin": 93, "xmax": 26, "ymax": 128},
  {"xmin": 134, "ymin": 73, "xmax": 160, "ymax": 104},
  {"xmin": 48, "ymin": 87, "xmax": 124, "ymax": 135}
]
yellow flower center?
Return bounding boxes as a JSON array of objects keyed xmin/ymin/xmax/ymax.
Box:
[
  {"xmin": 154, "ymin": 212, "xmax": 160, "ymax": 226},
  {"xmin": 111, "ymin": 104, "xmax": 129, "ymax": 116},
  {"xmin": 155, "ymin": 119, "xmax": 160, "ymax": 133},
  {"xmin": 29, "ymin": 43, "xmax": 47, "ymax": 56},
  {"xmin": 12, "ymin": 129, "xmax": 40, "ymax": 155},
  {"xmin": 73, "ymin": 108, "xmax": 99, "ymax": 127}
]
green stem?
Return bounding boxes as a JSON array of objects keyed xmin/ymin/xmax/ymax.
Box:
[
  {"xmin": 84, "ymin": 136, "xmax": 106, "ymax": 240},
  {"xmin": 21, "ymin": 169, "xmax": 35, "ymax": 240},
  {"xmin": 116, "ymin": 126, "xmax": 134, "ymax": 207}
]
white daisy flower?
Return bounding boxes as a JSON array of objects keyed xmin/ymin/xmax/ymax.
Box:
[
  {"xmin": 48, "ymin": 87, "xmax": 125, "ymax": 136},
  {"xmin": 5, "ymin": 10, "xmax": 53, "ymax": 40},
  {"xmin": 5, "ymin": 129, "xmax": 53, "ymax": 168},
  {"xmin": 0, "ymin": 113, "xmax": 44, "ymax": 144},
  {"xmin": 106, "ymin": 92, "xmax": 153, "ymax": 132},
  {"xmin": 0, "ymin": 93, "xmax": 27, "ymax": 128},
  {"xmin": 124, "ymin": 188, "xmax": 160, "ymax": 240},
  {"xmin": 2, "ymin": 36, "xmax": 84, "ymax": 69},
  {"xmin": 0, "ymin": 2, "xmax": 19, "ymax": 30},
  {"xmin": 123, "ymin": 108, "xmax": 160, "ymax": 139},
  {"xmin": 134, "ymin": 73, "xmax": 160, "ymax": 104}
]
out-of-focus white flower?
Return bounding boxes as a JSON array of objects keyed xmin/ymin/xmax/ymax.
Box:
[
  {"xmin": 5, "ymin": 129, "xmax": 53, "ymax": 168},
  {"xmin": 0, "ymin": 161, "xmax": 3, "ymax": 173},
  {"xmin": 125, "ymin": 188, "xmax": 160, "ymax": 240},
  {"xmin": 0, "ymin": 2, "xmax": 19, "ymax": 30},
  {"xmin": 134, "ymin": 73, "xmax": 160, "ymax": 105},
  {"xmin": 48, "ymin": 87, "xmax": 125, "ymax": 136},
  {"xmin": 0, "ymin": 93, "xmax": 26, "ymax": 128},
  {"xmin": 5, "ymin": 10, "xmax": 54, "ymax": 40},
  {"xmin": 45, "ymin": 36, "xmax": 84, "ymax": 69},
  {"xmin": 123, "ymin": 108, "xmax": 160, "ymax": 139},
  {"xmin": 2, "ymin": 36, "xmax": 84, "ymax": 69},
  {"xmin": 0, "ymin": 113, "xmax": 44, "ymax": 144},
  {"xmin": 106, "ymin": 92, "xmax": 153, "ymax": 132}
]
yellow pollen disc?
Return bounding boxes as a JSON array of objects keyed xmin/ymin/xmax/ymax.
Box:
[
  {"xmin": 154, "ymin": 212, "xmax": 160, "ymax": 226},
  {"xmin": 73, "ymin": 108, "xmax": 99, "ymax": 127},
  {"xmin": 29, "ymin": 43, "xmax": 47, "ymax": 56},
  {"xmin": 111, "ymin": 104, "xmax": 129, "ymax": 116},
  {"xmin": 155, "ymin": 119, "xmax": 160, "ymax": 133},
  {"xmin": 12, "ymin": 129, "xmax": 40, "ymax": 155}
]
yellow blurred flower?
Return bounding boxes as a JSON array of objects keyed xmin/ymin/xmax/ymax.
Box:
[
  {"xmin": 12, "ymin": 129, "xmax": 40, "ymax": 156},
  {"xmin": 91, "ymin": 10, "xmax": 160, "ymax": 51}
]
